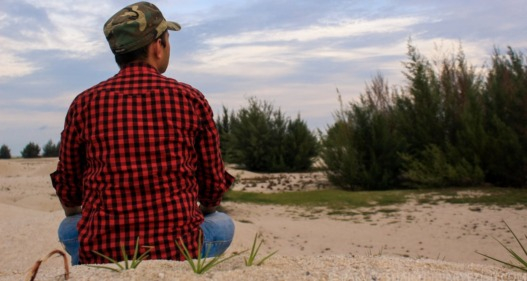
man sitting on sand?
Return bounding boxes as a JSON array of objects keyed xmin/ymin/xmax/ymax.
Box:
[{"xmin": 51, "ymin": 1, "xmax": 234, "ymax": 265}]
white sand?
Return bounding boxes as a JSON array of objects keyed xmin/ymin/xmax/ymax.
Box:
[{"xmin": 1, "ymin": 158, "xmax": 526, "ymax": 280}]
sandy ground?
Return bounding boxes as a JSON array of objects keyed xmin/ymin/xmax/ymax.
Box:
[{"xmin": 1, "ymin": 158, "xmax": 526, "ymax": 280}]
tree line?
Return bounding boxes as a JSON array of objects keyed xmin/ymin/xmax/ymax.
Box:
[
  {"xmin": 2, "ymin": 43, "xmax": 525, "ymax": 189},
  {"xmin": 0, "ymin": 140, "xmax": 59, "ymax": 159},
  {"xmin": 320, "ymin": 44, "xmax": 526, "ymax": 189},
  {"xmin": 218, "ymin": 44, "xmax": 526, "ymax": 189},
  {"xmin": 216, "ymin": 97, "xmax": 318, "ymax": 172}
]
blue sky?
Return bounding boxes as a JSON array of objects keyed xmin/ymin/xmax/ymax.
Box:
[{"xmin": 1, "ymin": 0, "xmax": 526, "ymax": 156}]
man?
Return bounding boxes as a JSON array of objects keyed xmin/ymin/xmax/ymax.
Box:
[{"xmin": 51, "ymin": 1, "xmax": 235, "ymax": 265}]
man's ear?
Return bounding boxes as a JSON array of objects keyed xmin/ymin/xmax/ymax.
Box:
[{"xmin": 148, "ymin": 40, "xmax": 163, "ymax": 60}]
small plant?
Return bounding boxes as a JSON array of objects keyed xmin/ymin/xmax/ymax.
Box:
[
  {"xmin": 175, "ymin": 232, "xmax": 242, "ymax": 274},
  {"xmin": 476, "ymin": 221, "xmax": 527, "ymax": 272},
  {"xmin": 244, "ymin": 233, "xmax": 278, "ymax": 266},
  {"xmin": 90, "ymin": 237, "xmax": 153, "ymax": 272}
]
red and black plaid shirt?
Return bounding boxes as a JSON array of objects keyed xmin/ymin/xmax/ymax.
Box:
[{"xmin": 51, "ymin": 62, "xmax": 234, "ymax": 264}]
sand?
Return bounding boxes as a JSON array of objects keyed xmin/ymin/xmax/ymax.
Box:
[{"xmin": 0, "ymin": 158, "xmax": 526, "ymax": 280}]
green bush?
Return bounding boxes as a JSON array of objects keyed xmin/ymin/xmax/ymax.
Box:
[
  {"xmin": 21, "ymin": 142, "xmax": 40, "ymax": 158},
  {"xmin": 228, "ymin": 98, "xmax": 286, "ymax": 171},
  {"xmin": 42, "ymin": 140, "xmax": 60, "ymax": 157},
  {"xmin": 218, "ymin": 97, "xmax": 318, "ymax": 172},
  {"xmin": 282, "ymin": 116, "xmax": 318, "ymax": 171},
  {"xmin": 482, "ymin": 48, "xmax": 527, "ymax": 187},
  {"xmin": 0, "ymin": 144, "xmax": 11, "ymax": 159},
  {"xmin": 216, "ymin": 106, "xmax": 236, "ymax": 163},
  {"xmin": 400, "ymin": 144, "xmax": 484, "ymax": 188},
  {"xmin": 322, "ymin": 43, "xmax": 526, "ymax": 190},
  {"xmin": 320, "ymin": 119, "xmax": 361, "ymax": 190},
  {"xmin": 321, "ymin": 77, "xmax": 403, "ymax": 190}
]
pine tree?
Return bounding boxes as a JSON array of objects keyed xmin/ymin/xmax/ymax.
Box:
[
  {"xmin": 42, "ymin": 140, "xmax": 60, "ymax": 157},
  {"xmin": 21, "ymin": 142, "xmax": 40, "ymax": 158},
  {"xmin": 0, "ymin": 144, "xmax": 11, "ymax": 159}
]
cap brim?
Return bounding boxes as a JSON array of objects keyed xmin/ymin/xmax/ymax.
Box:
[{"xmin": 167, "ymin": 21, "xmax": 181, "ymax": 31}]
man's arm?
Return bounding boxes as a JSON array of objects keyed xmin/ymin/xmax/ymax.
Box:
[
  {"xmin": 61, "ymin": 202, "xmax": 82, "ymax": 217},
  {"xmin": 195, "ymin": 97, "xmax": 234, "ymax": 208},
  {"xmin": 51, "ymin": 100, "xmax": 85, "ymax": 216},
  {"xmin": 199, "ymin": 204, "xmax": 217, "ymax": 215}
]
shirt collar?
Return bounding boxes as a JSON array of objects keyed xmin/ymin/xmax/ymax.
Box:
[{"xmin": 119, "ymin": 62, "xmax": 160, "ymax": 75}]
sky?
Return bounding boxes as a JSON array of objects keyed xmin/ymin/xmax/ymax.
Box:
[{"xmin": 1, "ymin": 0, "xmax": 526, "ymax": 156}]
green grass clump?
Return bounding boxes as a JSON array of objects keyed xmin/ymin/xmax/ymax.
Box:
[
  {"xmin": 476, "ymin": 221, "xmax": 527, "ymax": 272},
  {"xmin": 175, "ymin": 232, "xmax": 242, "ymax": 274},
  {"xmin": 223, "ymin": 189, "xmax": 408, "ymax": 210},
  {"xmin": 90, "ymin": 237, "xmax": 153, "ymax": 272},
  {"xmin": 441, "ymin": 188, "xmax": 527, "ymax": 207},
  {"xmin": 244, "ymin": 233, "xmax": 278, "ymax": 266},
  {"xmin": 225, "ymin": 187, "xmax": 527, "ymax": 209}
]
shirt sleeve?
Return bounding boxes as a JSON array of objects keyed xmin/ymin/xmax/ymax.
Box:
[
  {"xmin": 50, "ymin": 100, "xmax": 85, "ymax": 207},
  {"xmin": 195, "ymin": 98, "xmax": 234, "ymax": 207}
]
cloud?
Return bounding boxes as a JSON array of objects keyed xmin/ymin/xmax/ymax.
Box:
[
  {"xmin": 0, "ymin": 52, "xmax": 39, "ymax": 79},
  {"xmin": 407, "ymin": 37, "xmax": 496, "ymax": 69},
  {"xmin": 3, "ymin": 0, "xmax": 527, "ymax": 155},
  {"xmin": 0, "ymin": 0, "xmax": 112, "ymax": 79},
  {"xmin": 17, "ymin": 1, "xmax": 109, "ymax": 58},
  {"xmin": 10, "ymin": 93, "xmax": 75, "ymax": 109},
  {"xmin": 183, "ymin": 16, "xmax": 428, "ymax": 79},
  {"xmin": 205, "ymin": 16, "xmax": 427, "ymax": 46},
  {"xmin": 0, "ymin": 107, "xmax": 65, "ymax": 127},
  {"xmin": 188, "ymin": 45, "xmax": 299, "ymax": 77}
]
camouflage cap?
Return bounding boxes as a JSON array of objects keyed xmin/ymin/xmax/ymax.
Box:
[{"xmin": 103, "ymin": 1, "xmax": 181, "ymax": 54}]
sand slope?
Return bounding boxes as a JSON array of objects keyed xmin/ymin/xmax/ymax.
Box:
[{"xmin": 0, "ymin": 158, "xmax": 526, "ymax": 280}]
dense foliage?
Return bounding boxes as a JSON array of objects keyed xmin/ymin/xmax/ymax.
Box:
[
  {"xmin": 42, "ymin": 140, "xmax": 60, "ymax": 157},
  {"xmin": 0, "ymin": 144, "xmax": 11, "ymax": 159},
  {"xmin": 5, "ymin": 44, "xmax": 526, "ymax": 191},
  {"xmin": 217, "ymin": 97, "xmax": 318, "ymax": 172},
  {"xmin": 21, "ymin": 142, "xmax": 41, "ymax": 158},
  {"xmin": 321, "ymin": 79, "xmax": 403, "ymax": 190},
  {"xmin": 321, "ymin": 44, "xmax": 527, "ymax": 190}
]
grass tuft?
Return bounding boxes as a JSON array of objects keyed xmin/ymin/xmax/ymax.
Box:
[
  {"xmin": 89, "ymin": 237, "xmax": 153, "ymax": 272},
  {"xmin": 476, "ymin": 221, "xmax": 527, "ymax": 272},
  {"xmin": 175, "ymin": 231, "xmax": 243, "ymax": 274},
  {"xmin": 244, "ymin": 233, "xmax": 278, "ymax": 266}
]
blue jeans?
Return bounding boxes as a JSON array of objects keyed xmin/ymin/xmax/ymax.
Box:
[{"xmin": 58, "ymin": 211, "xmax": 235, "ymax": 265}]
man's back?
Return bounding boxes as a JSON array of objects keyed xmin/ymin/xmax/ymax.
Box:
[{"xmin": 53, "ymin": 62, "xmax": 231, "ymax": 263}]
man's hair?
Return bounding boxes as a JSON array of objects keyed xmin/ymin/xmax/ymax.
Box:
[{"xmin": 114, "ymin": 31, "xmax": 168, "ymax": 68}]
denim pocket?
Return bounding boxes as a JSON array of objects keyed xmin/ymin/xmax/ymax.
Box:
[{"xmin": 201, "ymin": 240, "xmax": 233, "ymax": 257}]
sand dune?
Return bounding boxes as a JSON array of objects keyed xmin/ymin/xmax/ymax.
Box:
[{"xmin": 0, "ymin": 158, "xmax": 526, "ymax": 280}]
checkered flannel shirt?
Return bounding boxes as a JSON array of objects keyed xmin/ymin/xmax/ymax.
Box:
[{"xmin": 51, "ymin": 62, "xmax": 234, "ymax": 264}]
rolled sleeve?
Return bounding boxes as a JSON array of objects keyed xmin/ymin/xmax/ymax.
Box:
[
  {"xmin": 51, "ymin": 102, "xmax": 85, "ymax": 207},
  {"xmin": 195, "ymin": 100, "xmax": 234, "ymax": 207}
]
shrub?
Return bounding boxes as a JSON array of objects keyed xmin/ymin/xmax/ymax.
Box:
[
  {"xmin": 228, "ymin": 98, "xmax": 286, "ymax": 171},
  {"xmin": 400, "ymin": 144, "xmax": 484, "ymax": 188},
  {"xmin": 21, "ymin": 142, "xmax": 40, "ymax": 158},
  {"xmin": 220, "ymin": 97, "xmax": 318, "ymax": 172},
  {"xmin": 323, "ymin": 43, "xmax": 527, "ymax": 190},
  {"xmin": 320, "ymin": 119, "xmax": 361, "ymax": 190},
  {"xmin": 0, "ymin": 144, "xmax": 11, "ymax": 159},
  {"xmin": 321, "ymin": 77, "xmax": 403, "ymax": 190},
  {"xmin": 282, "ymin": 117, "xmax": 318, "ymax": 171},
  {"xmin": 482, "ymin": 48, "xmax": 527, "ymax": 187},
  {"xmin": 42, "ymin": 140, "xmax": 60, "ymax": 157},
  {"xmin": 216, "ymin": 106, "xmax": 236, "ymax": 163}
]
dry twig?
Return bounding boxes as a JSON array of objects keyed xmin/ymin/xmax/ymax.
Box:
[{"xmin": 25, "ymin": 249, "xmax": 69, "ymax": 281}]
